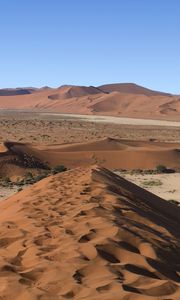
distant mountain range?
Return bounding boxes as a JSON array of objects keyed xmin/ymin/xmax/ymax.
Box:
[
  {"xmin": 0, "ymin": 83, "xmax": 172, "ymax": 97},
  {"xmin": 0, "ymin": 83, "xmax": 179, "ymax": 120}
]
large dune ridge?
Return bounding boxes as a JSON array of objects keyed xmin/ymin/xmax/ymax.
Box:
[
  {"xmin": 0, "ymin": 83, "xmax": 180, "ymax": 120},
  {"xmin": 0, "ymin": 166, "xmax": 180, "ymax": 299},
  {"xmin": 98, "ymin": 82, "xmax": 172, "ymax": 96},
  {"xmin": 1, "ymin": 138, "xmax": 180, "ymax": 176},
  {"xmin": 48, "ymin": 85, "xmax": 102, "ymax": 100}
]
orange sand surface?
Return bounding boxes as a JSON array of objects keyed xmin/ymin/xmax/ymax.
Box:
[
  {"xmin": 0, "ymin": 83, "xmax": 180, "ymax": 120},
  {"xmin": 1, "ymin": 138, "xmax": 180, "ymax": 175},
  {"xmin": 0, "ymin": 166, "xmax": 180, "ymax": 299}
]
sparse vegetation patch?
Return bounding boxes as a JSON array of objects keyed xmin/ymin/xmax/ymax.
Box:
[
  {"xmin": 156, "ymin": 165, "xmax": 175, "ymax": 174},
  {"xmin": 142, "ymin": 179, "xmax": 163, "ymax": 187},
  {"xmin": 0, "ymin": 165, "xmax": 67, "ymax": 190}
]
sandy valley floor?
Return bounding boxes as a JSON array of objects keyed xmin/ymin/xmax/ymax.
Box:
[
  {"xmin": 116, "ymin": 172, "xmax": 180, "ymax": 203},
  {"xmin": 1, "ymin": 110, "xmax": 180, "ymax": 144}
]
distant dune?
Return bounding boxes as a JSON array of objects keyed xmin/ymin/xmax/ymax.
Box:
[
  {"xmin": 27, "ymin": 138, "xmax": 180, "ymax": 170},
  {"xmin": 0, "ymin": 83, "xmax": 179, "ymax": 120},
  {"xmin": 1, "ymin": 138, "xmax": 180, "ymax": 178},
  {"xmin": 0, "ymin": 166, "xmax": 180, "ymax": 299},
  {"xmin": 98, "ymin": 83, "xmax": 172, "ymax": 96},
  {"xmin": 0, "ymin": 88, "xmax": 37, "ymax": 96},
  {"xmin": 48, "ymin": 85, "xmax": 102, "ymax": 100}
]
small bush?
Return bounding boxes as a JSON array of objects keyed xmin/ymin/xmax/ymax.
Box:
[
  {"xmin": 0, "ymin": 176, "xmax": 12, "ymax": 187},
  {"xmin": 51, "ymin": 165, "xmax": 67, "ymax": 174},
  {"xmin": 3, "ymin": 176, "xmax": 11, "ymax": 183},
  {"xmin": 156, "ymin": 165, "xmax": 175, "ymax": 174},
  {"xmin": 26, "ymin": 172, "xmax": 33, "ymax": 178},
  {"xmin": 156, "ymin": 165, "xmax": 168, "ymax": 173},
  {"xmin": 143, "ymin": 179, "xmax": 162, "ymax": 187},
  {"xmin": 34, "ymin": 173, "xmax": 48, "ymax": 182},
  {"xmin": 130, "ymin": 169, "xmax": 143, "ymax": 175},
  {"xmin": 168, "ymin": 199, "xmax": 179, "ymax": 206}
]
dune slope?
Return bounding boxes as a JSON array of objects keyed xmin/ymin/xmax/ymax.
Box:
[
  {"xmin": 48, "ymin": 85, "xmax": 102, "ymax": 100},
  {"xmin": 3, "ymin": 138, "xmax": 180, "ymax": 172},
  {"xmin": 0, "ymin": 167, "xmax": 180, "ymax": 299},
  {"xmin": 0, "ymin": 88, "xmax": 37, "ymax": 96},
  {"xmin": 0, "ymin": 141, "xmax": 49, "ymax": 179},
  {"xmin": 98, "ymin": 83, "xmax": 171, "ymax": 96}
]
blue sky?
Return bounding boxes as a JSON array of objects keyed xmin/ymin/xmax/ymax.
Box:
[{"xmin": 0, "ymin": 0, "xmax": 180, "ymax": 93}]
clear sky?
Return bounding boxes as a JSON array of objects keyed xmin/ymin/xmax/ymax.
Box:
[{"xmin": 0, "ymin": 0, "xmax": 180, "ymax": 93}]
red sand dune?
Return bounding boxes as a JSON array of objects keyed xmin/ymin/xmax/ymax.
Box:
[
  {"xmin": 0, "ymin": 88, "xmax": 37, "ymax": 96},
  {"xmin": 0, "ymin": 83, "xmax": 179, "ymax": 120},
  {"xmin": 2, "ymin": 138, "xmax": 180, "ymax": 175},
  {"xmin": 0, "ymin": 141, "xmax": 49, "ymax": 179},
  {"xmin": 48, "ymin": 85, "xmax": 102, "ymax": 100},
  {"xmin": 0, "ymin": 166, "xmax": 180, "ymax": 299},
  {"xmin": 98, "ymin": 82, "xmax": 171, "ymax": 96}
]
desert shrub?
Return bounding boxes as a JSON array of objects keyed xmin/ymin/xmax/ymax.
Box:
[
  {"xmin": 3, "ymin": 176, "xmax": 11, "ymax": 183},
  {"xmin": 0, "ymin": 176, "xmax": 12, "ymax": 187},
  {"xmin": 130, "ymin": 169, "xmax": 143, "ymax": 175},
  {"xmin": 16, "ymin": 180, "xmax": 25, "ymax": 186},
  {"xmin": 26, "ymin": 172, "xmax": 33, "ymax": 178},
  {"xmin": 143, "ymin": 179, "xmax": 162, "ymax": 187},
  {"xmin": 168, "ymin": 199, "xmax": 179, "ymax": 206},
  {"xmin": 33, "ymin": 173, "xmax": 48, "ymax": 182},
  {"xmin": 16, "ymin": 172, "xmax": 49, "ymax": 186},
  {"xmin": 13, "ymin": 164, "xmax": 67, "ymax": 190},
  {"xmin": 156, "ymin": 165, "xmax": 175, "ymax": 174},
  {"xmin": 145, "ymin": 169, "xmax": 156, "ymax": 175},
  {"xmin": 156, "ymin": 165, "xmax": 168, "ymax": 173},
  {"xmin": 51, "ymin": 165, "xmax": 67, "ymax": 174}
]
